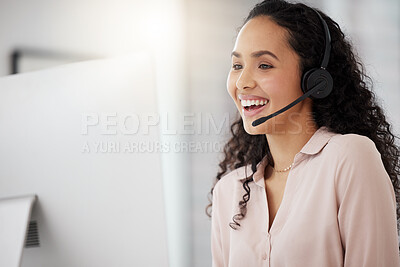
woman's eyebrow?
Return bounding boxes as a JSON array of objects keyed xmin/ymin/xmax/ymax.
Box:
[{"xmin": 231, "ymin": 50, "xmax": 280, "ymax": 61}]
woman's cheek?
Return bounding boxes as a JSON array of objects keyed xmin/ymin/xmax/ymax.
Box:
[{"xmin": 226, "ymin": 73, "xmax": 237, "ymax": 102}]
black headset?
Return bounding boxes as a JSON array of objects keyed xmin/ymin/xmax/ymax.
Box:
[
  {"xmin": 301, "ymin": 8, "xmax": 333, "ymax": 99},
  {"xmin": 252, "ymin": 8, "xmax": 333, "ymax": 127}
]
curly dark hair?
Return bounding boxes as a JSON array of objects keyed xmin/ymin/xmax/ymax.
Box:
[{"xmin": 206, "ymin": 0, "xmax": 400, "ymax": 237}]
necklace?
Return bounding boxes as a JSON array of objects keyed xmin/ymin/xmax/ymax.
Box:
[{"xmin": 273, "ymin": 162, "xmax": 294, "ymax": 173}]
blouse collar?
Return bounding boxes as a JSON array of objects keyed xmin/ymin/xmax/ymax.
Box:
[{"xmin": 252, "ymin": 126, "xmax": 337, "ymax": 186}]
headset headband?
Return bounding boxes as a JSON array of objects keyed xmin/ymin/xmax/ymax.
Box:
[{"xmin": 311, "ymin": 8, "xmax": 331, "ymax": 69}]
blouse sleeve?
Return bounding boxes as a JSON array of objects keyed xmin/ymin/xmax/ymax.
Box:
[
  {"xmin": 211, "ymin": 183, "xmax": 225, "ymax": 267},
  {"xmin": 335, "ymin": 135, "xmax": 400, "ymax": 267}
]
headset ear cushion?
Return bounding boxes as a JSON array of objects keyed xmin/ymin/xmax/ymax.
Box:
[
  {"xmin": 302, "ymin": 68, "xmax": 333, "ymax": 99},
  {"xmin": 301, "ymin": 68, "xmax": 316, "ymax": 94}
]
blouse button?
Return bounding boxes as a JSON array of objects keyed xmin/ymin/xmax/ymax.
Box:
[{"xmin": 265, "ymin": 233, "xmax": 271, "ymax": 261}]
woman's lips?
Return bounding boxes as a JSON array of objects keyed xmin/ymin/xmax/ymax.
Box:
[
  {"xmin": 238, "ymin": 94, "xmax": 269, "ymax": 118},
  {"xmin": 242, "ymin": 102, "xmax": 268, "ymax": 117},
  {"xmin": 238, "ymin": 94, "xmax": 269, "ymax": 101}
]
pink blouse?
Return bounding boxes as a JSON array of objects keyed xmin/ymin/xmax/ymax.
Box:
[{"xmin": 211, "ymin": 126, "xmax": 400, "ymax": 267}]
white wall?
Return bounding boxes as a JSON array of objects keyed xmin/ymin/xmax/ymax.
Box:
[{"xmin": 0, "ymin": 0, "xmax": 140, "ymax": 74}]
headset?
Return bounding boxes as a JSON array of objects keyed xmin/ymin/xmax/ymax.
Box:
[{"xmin": 252, "ymin": 8, "xmax": 333, "ymax": 127}]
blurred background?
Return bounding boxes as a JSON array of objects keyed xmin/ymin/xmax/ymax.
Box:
[{"xmin": 0, "ymin": 0, "xmax": 398, "ymax": 266}]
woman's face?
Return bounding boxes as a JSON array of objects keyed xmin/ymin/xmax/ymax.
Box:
[{"xmin": 227, "ymin": 16, "xmax": 312, "ymax": 135}]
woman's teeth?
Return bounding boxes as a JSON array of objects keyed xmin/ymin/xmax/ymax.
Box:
[{"xmin": 240, "ymin": 99, "xmax": 268, "ymax": 107}]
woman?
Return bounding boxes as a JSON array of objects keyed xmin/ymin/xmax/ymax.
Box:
[{"xmin": 207, "ymin": 0, "xmax": 400, "ymax": 266}]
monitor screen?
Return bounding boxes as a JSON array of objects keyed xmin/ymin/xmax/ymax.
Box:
[{"xmin": 0, "ymin": 53, "xmax": 169, "ymax": 267}]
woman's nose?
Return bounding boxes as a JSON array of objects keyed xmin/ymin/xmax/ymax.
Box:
[{"xmin": 236, "ymin": 68, "xmax": 256, "ymax": 90}]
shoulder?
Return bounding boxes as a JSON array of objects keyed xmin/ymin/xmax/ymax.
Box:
[
  {"xmin": 325, "ymin": 132, "xmax": 379, "ymax": 160},
  {"xmin": 325, "ymin": 133, "xmax": 388, "ymax": 186},
  {"xmin": 317, "ymin": 131, "xmax": 384, "ymax": 184},
  {"xmin": 329, "ymin": 132, "xmax": 375, "ymax": 148},
  {"xmin": 327, "ymin": 134, "xmax": 394, "ymax": 209}
]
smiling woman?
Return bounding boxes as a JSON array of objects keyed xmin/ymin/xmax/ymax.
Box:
[
  {"xmin": 228, "ymin": 15, "xmax": 306, "ymax": 136},
  {"xmin": 206, "ymin": 0, "xmax": 400, "ymax": 266}
]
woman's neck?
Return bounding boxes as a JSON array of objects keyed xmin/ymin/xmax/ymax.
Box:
[{"xmin": 265, "ymin": 122, "xmax": 318, "ymax": 170}]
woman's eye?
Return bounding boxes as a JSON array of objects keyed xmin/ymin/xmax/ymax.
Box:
[
  {"xmin": 259, "ymin": 64, "xmax": 272, "ymax": 69},
  {"xmin": 232, "ymin": 64, "xmax": 242, "ymax": 70}
]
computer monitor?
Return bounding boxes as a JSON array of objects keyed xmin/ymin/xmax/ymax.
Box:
[{"xmin": 0, "ymin": 53, "xmax": 169, "ymax": 267}]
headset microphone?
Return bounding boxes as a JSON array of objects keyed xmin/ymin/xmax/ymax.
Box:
[
  {"xmin": 252, "ymin": 78, "xmax": 329, "ymax": 127},
  {"xmin": 251, "ymin": 8, "xmax": 333, "ymax": 127}
]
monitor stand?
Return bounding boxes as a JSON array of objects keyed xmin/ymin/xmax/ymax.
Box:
[{"xmin": 0, "ymin": 195, "xmax": 37, "ymax": 267}]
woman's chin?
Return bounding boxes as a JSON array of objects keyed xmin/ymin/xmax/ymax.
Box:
[{"xmin": 243, "ymin": 119, "xmax": 268, "ymax": 135}]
